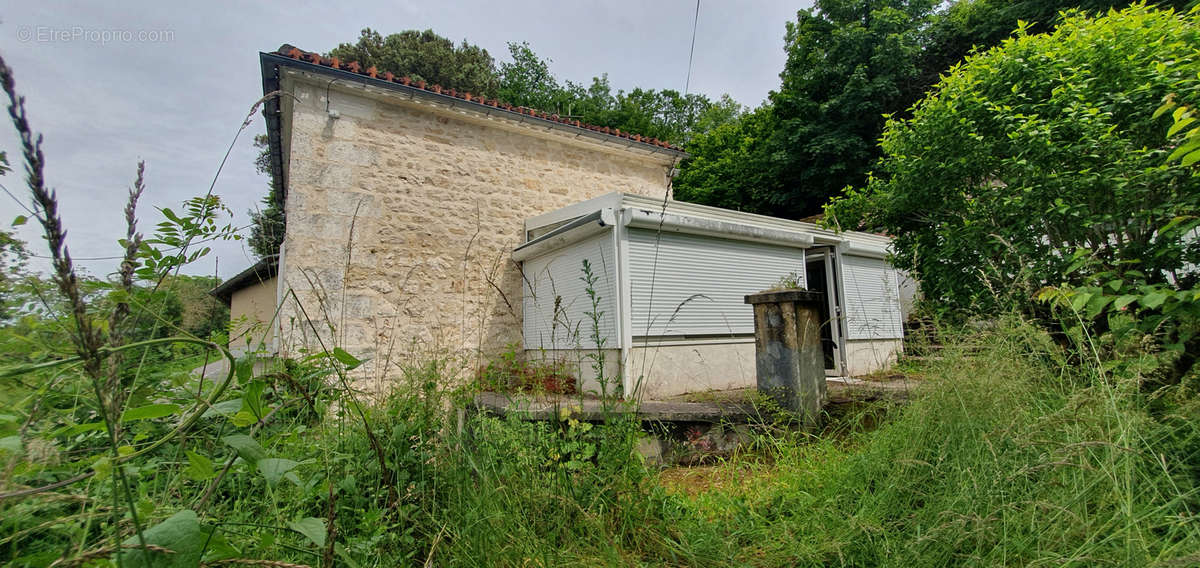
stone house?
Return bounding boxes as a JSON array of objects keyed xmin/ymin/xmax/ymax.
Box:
[{"xmin": 214, "ymin": 45, "xmax": 908, "ymax": 397}]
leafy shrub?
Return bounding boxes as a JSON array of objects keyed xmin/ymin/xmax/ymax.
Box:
[
  {"xmin": 828, "ymin": 5, "xmax": 1200, "ymax": 314},
  {"xmin": 828, "ymin": 4, "xmax": 1200, "ymax": 385}
]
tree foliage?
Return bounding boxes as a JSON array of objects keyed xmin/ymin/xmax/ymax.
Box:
[
  {"xmin": 827, "ymin": 5, "xmax": 1200, "ymax": 380},
  {"xmin": 329, "ymin": 28, "xmax": 498, "ymax": 95},
  {"xmin": 247, "ymin": 135, "xmax": 284, "ymax": 259},
  {"xmin": 672, "ymin": 105, "xmax": 776, "ymax": 210},
  {"xmin": 494, "ymin": 41, "xmax": 742, "ymax": 144},
  {"xmin": 770, "ymin": 0, "xmax": 938, "ymax": 218},
  {"xmin": 675, "ymin": 0, "xmax": 1194, "ymax": 218}
]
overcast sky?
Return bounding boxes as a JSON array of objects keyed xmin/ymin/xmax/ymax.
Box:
[{"xmin": 0, "ymin": 0, "xmax": 809, "ymax": 280}]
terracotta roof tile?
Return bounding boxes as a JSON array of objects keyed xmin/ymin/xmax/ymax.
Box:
[{"xmin": 271, "ymin": 44, "xmax": 684, "ymax": 153}]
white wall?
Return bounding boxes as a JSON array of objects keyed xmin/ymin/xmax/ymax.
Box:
[
  {"xmin": 521, "ymin": 231, "xmax": 619, "ymax": 350},
  {"xmin": 628, "ymin": 339, "xmax": 757, "ymax": 398},
  {"xmin": 844, "ymin": 339, "xmax": 904, "ymax": 377}
]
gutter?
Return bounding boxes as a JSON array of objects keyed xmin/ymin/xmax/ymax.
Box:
[
  {"xmin": 623, "ymin": 208, "xmax": 816, "ymax": 248},
  {"xmin": 837, "ymin": 241, "xmax": 889, "ymax": 259},
  {"xmin": 259, "ymin": 55, "xmax": 288, "ymax": 201}
]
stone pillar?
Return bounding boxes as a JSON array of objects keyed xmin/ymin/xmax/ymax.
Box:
[{"xmin": 744, "ymin": 290, "xmax": 827, "ymax": 426}]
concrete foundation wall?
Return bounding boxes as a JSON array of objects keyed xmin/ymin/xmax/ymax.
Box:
[
  {"xmin": 229, "ymin": 277, "xmax": 278, "ymax": 355},
  {"xmin": 844, "ymin": 338, "xmax": 903, "ymax": 377},
  {"xmin": 538, "ymin": 336, "xmax": 903, "ymax": 399},
  {"xmin": 627, "ymin": 340, "xmax": 757, "ymax": 399},
  {"xmin": 276, "ymin": 72, "xmax": 675, "ymax": 380}
]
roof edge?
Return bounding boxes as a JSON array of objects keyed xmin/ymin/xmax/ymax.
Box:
[
  {"xmin": 261, "ymin": 46, "xmax": 687, "ymax": 156},
  {"xmin": 210, "ymin": 255, "xmax": 279, "ymax": 304}
]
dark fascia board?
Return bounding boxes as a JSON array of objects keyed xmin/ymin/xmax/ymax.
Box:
[
  {"xmin": 260, "ymin": 53, "xmax": 288, "ymax": 202},
  {"xmin": 209, "ymin": 255, "xmax": 279, "ymax": 305},
  {"xmin": 257, "ymin": 51, "xmax": 687, "ymax": 204}
]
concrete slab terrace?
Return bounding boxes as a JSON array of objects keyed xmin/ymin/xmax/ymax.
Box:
[{"xmin": 470, "ymin": 377, "xmax": 914, "ymax": 424}]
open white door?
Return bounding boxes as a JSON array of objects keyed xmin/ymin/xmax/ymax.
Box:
[{"xmin": 804, "ymin": 247, "xmax": 845, "ymax": 377}]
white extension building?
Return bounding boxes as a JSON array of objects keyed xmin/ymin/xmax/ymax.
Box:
[{"xmin": 516, "ymin": 192, "xmax": 914, "ymax": 399}]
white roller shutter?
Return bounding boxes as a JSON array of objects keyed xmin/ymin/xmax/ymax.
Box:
[
  {"xmin": 522, "ymin": 232, "xmax": 618, "ymax": 350},
  {"xmin": 627, "ymin": 228, "xmax": 806, "ymax": 337},
  {"xmin": 841, "ymin": 254, "xmax": 903, "ymax": 340}
]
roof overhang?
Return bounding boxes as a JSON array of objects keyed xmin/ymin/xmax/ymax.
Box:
[
  {"xmin": 209, "ymin": 255, "xmax": 279, "ymax": 305},
  {"xmin": 514, "ymin": 193, "xmax": 893, "ymax": 261}
]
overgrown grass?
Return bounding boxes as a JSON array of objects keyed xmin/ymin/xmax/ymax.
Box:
[
  {"xmin": 5, "ymin": 316, "xmax": 1200, "ymax": 566},
  {"xmin": 417, "ymin": 317, "xmax": 1200, "ymax": 566},
  {"xmin": 657, "ymin": 319, "xmax": 1200, "ymax": 566}
]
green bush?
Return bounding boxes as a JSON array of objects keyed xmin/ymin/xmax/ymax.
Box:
[{"xmin": 829, "ymin": 5, "xmax": 1200, "ymax": 314}]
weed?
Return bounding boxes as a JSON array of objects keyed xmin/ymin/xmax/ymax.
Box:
[{"xmin": 475, "ymin": 345, "xmax": 576, "ymax": 395}]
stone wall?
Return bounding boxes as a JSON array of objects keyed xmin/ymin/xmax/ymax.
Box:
[{"xmin": 276, "ymin": 71, "xmax": 676, "ymax": 379}]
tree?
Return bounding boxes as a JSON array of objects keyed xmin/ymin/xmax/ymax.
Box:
[
  {"xmin": 0, "ymin": 229, "xmax": 29, "ymax": 321},
  {"xmin": 493, "ymin": 41, "xmax": 740, "ymax": 144},
  {"xmin": 163, "ymin": 274, "xmax": 229, "ymax": 340},
  {"xmin": 920, "ymin": 0, "xmax": 1194, "ymax": 88},
  {"xmin": 246, "ymin": 134, "xmax": 284, "ymax": 259},
  {"xmin": 672, "ymin": 105, "xmax": 775, "ymax": 211},
  {"xmin": 329, "ymin": 28, "xmax": 499, "ymax": 96},
  {"xmin": 827, "ymin": 5, "xmax": 1200, "ymax": 318},
  {"xmin": 770, "ymin": 0, "xmax": 937, "ymax": 219},
  {"xmin": 0, "ymin": 151, "xmax": 31, "ymax": 320},
  {"xmin": 675, "ymin": 0, "xmax": 938, "ymax": 218},
  {"xmin": 497, "ymin": 41, "xmax": 559, "ymax": 110},
  {"xmin": 674, "ymin": 0, "xmax": 1193, "ymax": 219}
]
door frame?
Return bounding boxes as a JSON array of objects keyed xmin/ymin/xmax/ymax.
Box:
[{"xmin": 805, "ymin": 246, "xmax": 847, "ymax": 377}]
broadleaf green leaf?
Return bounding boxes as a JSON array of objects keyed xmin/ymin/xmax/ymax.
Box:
[
  {"xmin": 221, "ymin": 434, "xmax": 266, "ymax": 465},
  {"xmin": 203, "ymin": 399, "xmax": 243, "ymax": 418},
  {"xmin": 257, "ymin": 458, "xmax": 299, "ymax": 486},
  {"xmin": 184, "ymin": 450, "xmax": 215, "ymax": 481},
  {"xmin": 287, "ymin": 517, "xmax": 327, "ymax": 548},
  {"xmin": 1070, "ymin": 292, "xmax": 1093, "ymax": 312},
  {"xmin": 121, "ymin": 403, "xmax": 181, "ymax": 423},
  {"xmin": 1141, "ymin": 291, "xmax": 1169, "ymax": 309},
  {"xmin": 243, "ymin": 380, "xmax": 265, "ymax": 420},
  {"xmin": 1113, "ymin": 295, "xmax": 1138, "ymax": 310},
  {"xmin": 121, "ymin": 509, "xmax": 207, "ymax": 567},
  {"xmin": 332, "ymin": 348, "xmax": 362, "ymax": 370}
]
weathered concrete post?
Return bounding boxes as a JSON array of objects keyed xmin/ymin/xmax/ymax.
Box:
[{"xmin": 744, "ymin": 290, "xmax": 827, "ymax": 427}]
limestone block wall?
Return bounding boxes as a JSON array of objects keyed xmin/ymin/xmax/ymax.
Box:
[{"xmin": 275, "ymin": 72, "xmax": 676, "ymax": 380}]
